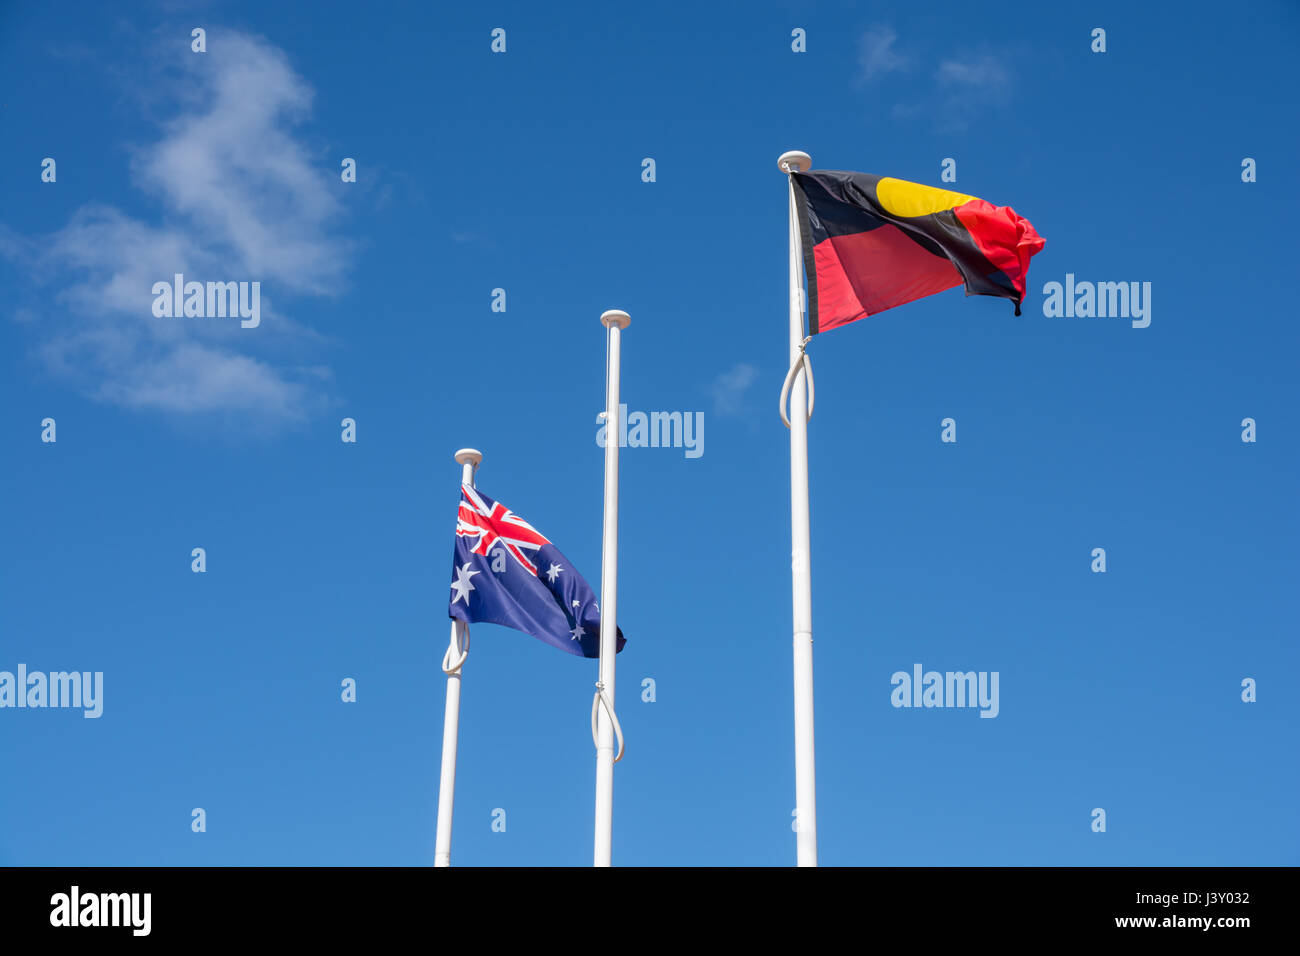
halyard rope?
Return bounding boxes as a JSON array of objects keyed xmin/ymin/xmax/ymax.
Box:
[
  {"xmin": 591, "ymin": 681, "xmax": 625, "ymax": 763},
  {"xmin": 441, "ymin": 624, "xmax": 469, "ymax": 675},
  {"xmin": 779, "ymin": 336, "xmax": 815, "ymax": 428}
]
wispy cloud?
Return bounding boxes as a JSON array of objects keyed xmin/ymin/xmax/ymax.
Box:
[
  {"xmin": 854, "ymin": 27, "xmax": 1016, "ymax": 132},
  {"xmin": 857, "ymin": 25, "xmax": 909, "ymax": 82},
  {"xmin": 933, "ymin": 54, "xmax": 1013, "ymax": 130},
  {"xmin": 936, "ymin": 55, "xmax": 1012, "ymax": 94},
  {"xmin": 6, "ymin": 29, "xmax": 351, "ymax": 423},
  {"xmin": 711, "ymin": 362, "xmax": 759, "ymax": 418}
]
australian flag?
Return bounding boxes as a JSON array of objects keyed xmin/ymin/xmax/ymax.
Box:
[{"xmin": 448, "ymin": 484, "xmax": 625, "ymax": 658}]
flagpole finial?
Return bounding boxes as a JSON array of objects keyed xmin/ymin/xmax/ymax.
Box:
[
  {"xmin": 778, "ymin": 150, "xmax": 811, "ymax": 173},
  {"xmin": 600, "ymin": 310, "xmax": 631, "ymax": 329},
  {"xmin": 454, "ymin": 448, "xmax": 482, "ymax": 466}
]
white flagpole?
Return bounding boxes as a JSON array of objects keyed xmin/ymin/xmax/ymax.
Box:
[
  {"xmin": 434, "ymin": 447, "xmax": 481, "ymax": 867},
  {"xmin": 593, "ymin": 309, "xmax": 629, "ymax": 867},
  {"xmin": 779, "ymin": 150, "xmax": 818, "ymax": 866}
]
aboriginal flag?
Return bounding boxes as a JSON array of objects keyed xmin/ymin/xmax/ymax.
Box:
[{"xmin": 791, "ymin": 170, "xmax": 1044, "ymax": 332}]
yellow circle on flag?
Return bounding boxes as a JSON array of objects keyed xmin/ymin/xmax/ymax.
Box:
[{"xmin": 876, "ymin": 178, "xmax": 976, "ymax": 218}]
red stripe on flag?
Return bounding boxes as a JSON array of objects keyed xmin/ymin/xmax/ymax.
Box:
[
  {"xmin": 812, "ymin": 235, "xmax": 866, "ymax": 331},
  {"xmin": 814, "ymin": 226, "xmax": 963, "ymax": 330},
  {"xmin": 952, "ymin": 199, "xmax": 1045, "ymax": 301}
]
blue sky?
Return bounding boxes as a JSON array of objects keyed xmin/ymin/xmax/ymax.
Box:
[{"xmin": 1, "ymin": 0, "xmax": 1296, "ymax": 866}]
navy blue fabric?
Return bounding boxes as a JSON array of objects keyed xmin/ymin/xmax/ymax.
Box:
[{"xmin": 447, "ymin": 485, "xmax": 625, "ymax": 658}]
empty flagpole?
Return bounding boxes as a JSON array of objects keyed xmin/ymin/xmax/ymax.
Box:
[
  {"xmin": 434, "ymin": 447, "xmax": 481, "ymax": 867},
  {"xmin": 593, "ymin": 309, "xmax": 629, "ymax": 867},
  {"xmin": 779, "ymin": 150, "xmax": 818, "ymax": 866}
]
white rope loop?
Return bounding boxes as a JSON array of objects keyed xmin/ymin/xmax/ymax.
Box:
[
  {"xmin": 441, "ymin": 624, "xmax": 469, "ymax": 675},
  {"xmin": 590, "ymin": 681, "xmax": 625, "ymax": 763},
  {"xmin": 779, "ymin": 336, "xmax": 815, "ymax": 429}
]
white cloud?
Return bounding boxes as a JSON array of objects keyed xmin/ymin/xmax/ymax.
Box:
[
  {"xmin": 932, "ymin": 54, "xmax": 1014, "ymax": 130},
  {"xmin": 9, "ymin": 30, "xmax": 350, "ymax": 422},
  {"xmin": 936, "ymin": 55, "xmax": 1012, "ymax": 95},
  {"xmin": 711, "ymin": 363, "xmax": 760, "ymax": 418},
  {"xmin": 95, "ymin": 344, "xmax": 314, "ymax": 415},
  {"xmin": 858, "ymin": 26, "xmax": 909, "ymax": 82},
  {"xmin": 134, "ymin": 33, "xmax": 345, "ymax": 293},
  {"xmin": 850, "ymin": 28, "xmax": 1016, "ymax": 132}
]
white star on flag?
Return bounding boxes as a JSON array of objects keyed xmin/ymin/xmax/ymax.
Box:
[
  {"xmin": 450, "ymin": 562, "xmax": 480, "ymax": 605},
  {"xmin": 546, "ymin": 563, "xmax": 563, "ymax": 583},
  {"xmin": 570, "ymin": 622, "xmax": 586, "ymax": 641}
]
